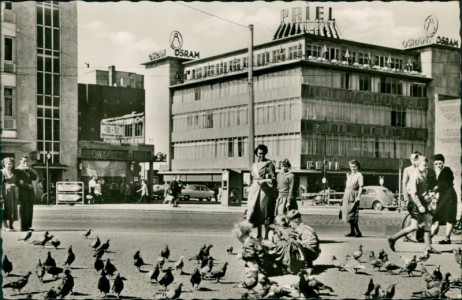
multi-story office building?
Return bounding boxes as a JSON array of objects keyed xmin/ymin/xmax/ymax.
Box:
[
  {"xmin": 144, "ymin": 8, "xmax": 459, "ymax": 195},
  {"xmin": 1, "ymin": 1, "xmax": 78, "ymax": 183},
  {"xmin": 77, "ymin": 67, "xmax": 154, "ymax": 195}
]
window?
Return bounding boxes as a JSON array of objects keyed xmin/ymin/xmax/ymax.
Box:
[
  {"xmin": 135, "ymin": 122, "xmax": 143, "ymax": 136},
  {"xmin": 124, "ymin": 124, "xmax": 132, "ymax": 136},
  {"xmin": 194, "ymin": 87, "xmax": 201, "ymax": 101},
  {"xmin": 359, "ymin": 76, "xmax": 371, "ymax": 91},
  {"xmin": 341, "ymin": 73, "xmax": 350, "ymax": 89},
  {"xmin": 4, "ymin": 88, "xmax": 14, "ymax": 117},
  {"xmin": 4, "ymin": 2, "xmax": 12, "ymax": 9},
  {"xmin": 391, "ymin": 109, "xmax": 406, "ymax": 127},
  {"xmin": 358, "ymin": 52, "xmax": 370, "ymax": 65},
  {"xmin": 328, "ymin": 47, "xmax": 340, "ymax": 61},
  {"xmin": 306, "ymin": 44, "xmax": 322, "ymax": 58},
  {"xmin": 4, "ymin": 37, "xmax": 13, "ymax": 61},
  {"xmin": 380, "ymin": 77, "xmax": 403, "ymax": 95},
  {"xmin": 288, "ymin": 45, "xmax": 302, "ymax": 60},
  {"xmin": 410, "ymin": 83, "xmax": 426, "ymax": 97}
]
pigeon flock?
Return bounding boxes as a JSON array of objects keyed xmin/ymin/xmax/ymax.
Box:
[{"xmin": 2, "ymin": 229, "xmax": 462, "ymax": 299}]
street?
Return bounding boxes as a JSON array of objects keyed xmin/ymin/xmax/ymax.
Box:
[{"xmin": 2, "ymin": 205, "xmax": 461, "ymax": 299}]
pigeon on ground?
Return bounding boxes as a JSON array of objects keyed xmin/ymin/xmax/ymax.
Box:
[
  {"xmin": 98, "ymin": 271, "xmax": 110, "ymax": 297},
  {"xmin": 206, "ymin": 262, "xmax": 228, "ymax": 283},
  {"xmin": 36, "ymin": 260, "xmax": 46, "ymax": 281},
  {"xmin": 94, "ymin": 256, "xmax": 104, "ymax": 273},
  {"xmin": 367, "ymin": 251, "xmax": 382, "ymax": 271},
  {"xmin": 190, "ymin": 267, "xmax": 202, "ymax": 290},
  {"xmin": 160, "ymin": 245, "xmax": 170, "ymax": 260},
  {"xmin": 432, "ymin": 265, "xmax": 443, "ymax": 282},
  {"xmin": 352, "ymin": 244, "xmax": 363, "ymax": 260},
  {"xmin": 133, "ymin": 249, "xmax": 141, "ymax": 261},
  {"xmin": 378, "ymin": 249, "xmax": 387, "ymax": 261},
  {"xmin": 51, "ymin": 239, "xmax": 61, "ymax": 249},
  {"xmin": 204, "ymin": 244, "xmax": 213, "ymax": 257},
  {"xmin": 2, "ymin": 271, "xmax": 32, "ymax": 292},
  {"xmin": 91, "ymin": 236, "xmax": 101, "ymax": 250},
  {"xmin": 3, "ymin": 255, "xmax": 13, "ymax": 276},
  {"xmin": 237, "ymin": 268, "xmax": 259, "ymax": 292},
  {"xmin": 381, "ymin": 254, "xmax": 401, "ymax": 274},
  {"xmin": 420, "ymin": 264, "xmax": 434, "ymax": 283},
  {"xmin": 44, "ymin": 251, "xmax": 56, "ymax": 267},
  {"xmin": 173, "ymin": 256, "xmax": 184, "ymax": 274},
  {"xmin": 94, "ymin": 247, "xmax": 105, "ymax": 260},
  {"xmin": 37, "ymin": 234, "xmax": 54, "ymax": 248},
  {"xmin": 306, "ymin": 272, "xmax": 334, "ymax": 293},
  {"xmin": 57, "ymin": 269, "xmax": 74, "ymax": 298},
  {"xmin": 384, "ymin": 283, "xmax": 396, "ymax": 299},
  {"xmin": 45, "ymin": 265, "xmax": 64, "ymax": 279},
  {"xmin": 83, "ymin": 228, "xmax": 91, "ymax": 239},
  {"xmin": 426, "ymin": 269, "xmax": 446, "ymax": 290},
  {"xmin": 158, "ymin": 267, "xmax": 174, "ymax": 290},
  {"xmin": 112, "ymin": 273, "xmax": 125, "ymax": 298},
  {"xmin": 369, "ymin": 284, "xmax": 382, "ymax": 299},
  {"xmin": 18, "ymin": 230, "xmax": 32, "ymax": 242},
  {"xmin": 364, "ymin": 278, "xmax": 374, "ymax": 299},
  {"xmin": 400, "ymin": 255, "xmax": 417, "ymax": 276},
  {"xmin": 453, "ymin": 247, "xmax": 461, "ymax": 264},
  {"xmin": 33, "ymin": 231, "xmax": 50, "ymax": 245},
  {"xmin": 97, "ymin": 239, "xmax": 110, "ymax": 252},
  {"xmin": 297, "ymin": 269, "xmax": 318, "ymax": 298},
  {"xmin": 148, "ymin": 263, "xmax": 161, "ymax": 283},
  {"xmin": 64, "ymin": 245, "xmax": 76, "ymax": 267},
  {"xmin": 44, "ymin": 287, "xmax": 58, "ymax": 300},
  {"xmin": 189, "ymin": 244, "xmax": 207, "ymax": 263},
  {"xmin": 104, "ymin": 258, "xmax": 117, "ymax": 277},
  {"xmin": 417, "ymin": 248, "xmax": 430, "ymax": 262},
  {"xmin": 226, "ymin": 246, "xmax": 234, "ymax": 255},
  {"xmin": 342, "ymin": 254, "xmax": 366, "ymax": 274},
  {"xmin": 134, "ymin": 255, "xmax": 147, "ymax": 272},
  {"xmin": 200, "ymin": 257, "xmax": 214, "ymax": 277},
  {"xmin": 165, "ymin": 282, "xmax": 183, "ymax": 299},
  {"xmin": 156, "ymin": 256, "xmax": 166, "ymax": 268}
]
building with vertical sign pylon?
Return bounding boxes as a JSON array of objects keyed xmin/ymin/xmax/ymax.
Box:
[{"xmin": 143, "ymin": 5, "xmax": 459, "ymax": 198}]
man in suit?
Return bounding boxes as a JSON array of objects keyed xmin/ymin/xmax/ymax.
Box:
[{"xmin": 15, "ymin": 156, "xmax": 37, "ymax": 231}]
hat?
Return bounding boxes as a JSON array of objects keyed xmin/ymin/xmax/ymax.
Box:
[{"xmin": 433, "ymin": 154, "xmax": 445, "ymax": 163}]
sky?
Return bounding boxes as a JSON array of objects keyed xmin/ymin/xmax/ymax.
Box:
[{"xmin": 77, "ymin": 1, "xmax": 460, "ymax": 81}]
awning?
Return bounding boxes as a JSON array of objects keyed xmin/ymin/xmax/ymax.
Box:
[{"xmin": 81, "ymin": 160, "xmax": 127, "ymax": 177}]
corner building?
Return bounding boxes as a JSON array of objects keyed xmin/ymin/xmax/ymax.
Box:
[
  {"xmin": 1, "ymin": 1, "xmax": 78, "ymax": 182},
  {"xmin": 145, "ymin": 18, "xmax": 459, "ymax": 193}
]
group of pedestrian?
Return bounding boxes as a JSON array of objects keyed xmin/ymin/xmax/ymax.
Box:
[
  {"xmin": 1, "ymin": 156, "xmax": 37, "ymax": 232},
  {"xmin": 235, "ymin": 144, "xmax": 321, "ymax": 277},
  {"xmin": 163, "ymin": 175, "xmax": 183, "ymax": 207},
  {"xmin": 88, "ymin": 175, "xmax": 103, "ymax": 204},
  {"xmin": 388, "ymin": 152, "xmax": 458, "ymax": 254}
]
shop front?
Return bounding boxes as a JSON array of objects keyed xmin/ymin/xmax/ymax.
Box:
[{"xmin": 78, "ymin": 141, "xmax": 155, "ymax": 202}]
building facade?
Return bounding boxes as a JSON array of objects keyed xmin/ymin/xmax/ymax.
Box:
[
  {"xmin": 77, "ymin": 67, "xmax": 155, "ymax": 200},
  {"xmin": 1, "ymin": 1, "xmax": 78, "ymax": 183},
  {"xmin": 144, "ymin": 13, "xmax": 459, "ymax": 195}
]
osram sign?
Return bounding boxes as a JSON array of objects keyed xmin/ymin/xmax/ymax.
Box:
[{"xmin": 170, "ymin": 31, "xmax": 200, "ymax": 59}]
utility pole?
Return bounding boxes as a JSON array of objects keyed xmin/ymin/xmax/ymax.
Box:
[
  {"xmin": 248, "ymin": 25, "xmax": 254, "ymax": 170},
  {"xmin": 46, "ymin": 151, "xmax": 51, "ymax": 205}
]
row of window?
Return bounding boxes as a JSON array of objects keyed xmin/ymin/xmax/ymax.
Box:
[
  {"xmin": 36, "ymin": 2, "xmax": 61, "ymax": 164},
  {"xmin": 172, "ymin": 133, "xmax": 424, "ymax": 161},
  {"xmin": 172, "ymin": 97, "xmax": 426, "ymax": 132},
  {"xmin": 303, "ymin": 99, "xmax": 427, "ymax": 128},
  {"xmin": 303, "ymin": 133, "xmax": 425, "ymax": 159},
  {"xmin": 183, "ymin": 42, "xmax": 417, "ymax": 81},
  {"xmin": 174, "ymin": 70, "xmax": 426, "ymax": 105}
]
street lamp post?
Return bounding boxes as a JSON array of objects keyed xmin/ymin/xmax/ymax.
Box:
[{"xmin": 46, "ymin": 151, "xmax": 51, "ymax": 206}]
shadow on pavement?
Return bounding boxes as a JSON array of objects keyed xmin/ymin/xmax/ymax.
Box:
[
  {"xmin": 311, "ymin": 264, "xmax": 338, "ymax": 275},
  {"xmin": 319, "ymin": 240, "xmax": 346, "ymax": 244}
]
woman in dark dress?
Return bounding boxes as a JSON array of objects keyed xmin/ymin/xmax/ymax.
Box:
[
  {"xmin": 2, "ymin": 158, "xmax": 18, "ymax": 231},
  {"xmin": 430, "ymin": 154, "xmax": 458, "ymax": 244}
]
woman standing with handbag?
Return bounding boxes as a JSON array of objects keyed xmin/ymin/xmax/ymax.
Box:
[
  {"xmin": 2, "ymin": 158, "xmax": 18, "ymax": 231},
  {"xmin": 341, "ymin": 160, "xmax": 364, "ymax": 237}
]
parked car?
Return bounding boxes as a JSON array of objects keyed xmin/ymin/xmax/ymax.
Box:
[
  {"xmin": 180, "ymin": 184, "xmax": 215, "ymax": 201},
  {"xmin": 359, "ymin": 185, "xmax": 399, "ymax": 211},
  {"xmin": 152, "ymin": 184, "xmax": 167, "ymax": 199}
]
